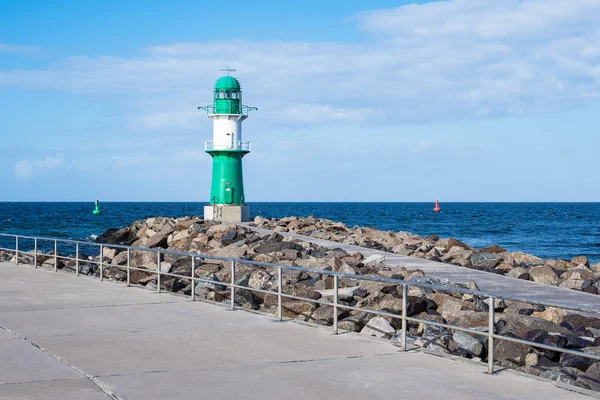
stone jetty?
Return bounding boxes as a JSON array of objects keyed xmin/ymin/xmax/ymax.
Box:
[{"xmin": 3, "ymin": 215, "xmax": 600, "ymax": 392}]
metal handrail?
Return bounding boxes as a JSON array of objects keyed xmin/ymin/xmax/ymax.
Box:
[{"xmin": 2, "ymin": 231, "xmax": 600, "ymax": 375}]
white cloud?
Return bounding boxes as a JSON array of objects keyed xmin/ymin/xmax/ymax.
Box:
[
  {"xmin": 14, "ymin": 154, "xmax": 65, "ymax": 180},
  {"xmin": 1, "ymin": 0, "xmax": 599, "ymax": 129},
  {"xmin": 0, "ymin": 43, "xmax": 39, "ymax": 55}
]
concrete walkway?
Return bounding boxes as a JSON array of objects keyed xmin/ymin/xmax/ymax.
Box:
[
  {"xmin": 0, "ymin": 262, "xmax": 596, "ymax": 399},
  {"xmin": 241, "ymin": 224, "xmax": 600, "ymax": 311}
]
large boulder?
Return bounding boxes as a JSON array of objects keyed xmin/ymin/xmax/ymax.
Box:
[
  {"xmin": 572, "ymin": 256, "xmax": 591, "ymax": 267},
  {"xmin": 575, "ymin": 361, "xmax": 600, "ymax": 391},
  {"xmin": 510, "ymin": 252, "xmax": 544, "ymax": 268},
  {"xmin": 255, "ymin": 241, "xmax": 304, "ymax": 254},
  {"xmin": 362, "ymin": 254, "xmax": 385, "ymax": 268},
  {"xmin": 453, "ymin": 331, "xmax": 483, "ymax": 357},
  {"xmin": 470, "ymin": 252, "xmax": 502, "ymax": 270},
  {"xmin": 360, "ymin": 317, "xmax": 396, "ymax": 339},
  {"xmin": 494, "ymin": 340, "xmax": 531, "ymax": 366},
  {"xmin": 529, "ymin": 265, "xmax": 560, "ymax": 286},
  {"xmin": 507, "ymin": 267, "xmax": 530, "ymax": 280},
  {"xmin": 444, "ymin": 238, "xmax": 471, "ymax": 251}
]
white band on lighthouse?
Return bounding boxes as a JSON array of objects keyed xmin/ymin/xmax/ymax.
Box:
[{"xmin": 209, "ymin": 114, "xmax": 246, "ymax": 150}]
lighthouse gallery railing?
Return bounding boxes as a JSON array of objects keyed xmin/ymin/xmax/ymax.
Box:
[
  {"xmin": 205, "ymin": 140, "xmax": 250, "ymax": 152},
  {"xmin": 2, "ymin": 231, "xmax": 600, "ymax": 377}
]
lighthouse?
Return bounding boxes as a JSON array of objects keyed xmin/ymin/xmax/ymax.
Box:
[{"xmin": 199, "ymin": 71, "xmax": 256, "ymax": 222}]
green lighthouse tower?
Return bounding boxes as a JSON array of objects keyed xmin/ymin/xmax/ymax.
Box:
[{"xmin": 199, "ymin": 72, "xmax": 256, "ymax": 222}]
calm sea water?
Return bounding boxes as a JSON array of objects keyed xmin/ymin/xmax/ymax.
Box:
[{"xmin": 0, "ymin": 202, "xmax": 599, "ymax": 262}]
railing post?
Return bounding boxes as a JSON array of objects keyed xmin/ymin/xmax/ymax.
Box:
[
  {"xmin": 99, "ymin": 245, "xmax": 103, "ymax": 280},
  {"xmin": 156, "ymin": 251, "xmax": 161, "ymax": 293},
  {"xmin": 401, "ymin": 284, "xmax": 408, "ymax": 352},
  {"xmin": 230, "ymin": 260, "xmax": 236, "ymax": 310},
  {"xmin": 333, "ymin": 275, "xmax": 339, "ymax": 335},
  {"xmin": 54, "ymin": 240, "xmax": 58, "ymax": 272},
  {"xmin": 75, "ymin": 242, "xmax": 79, "ymax": 277},
  {"xmin": 15, "ymin": 236, "xmax": 19, "ymax": 265},
  {"xmin": 34, "ymin": 238, "xmax": 37, "ymax": 268},
  {"xmin": 191, "ymin": 256, "xmax": 195, "ymax": 301},
  {"xmin": 488, "ymin": 296, "xmax": 495, "ymax": 374},
  {"xmin": 126, "ymin": 248, "xmax": 131, "ymax": 287},
  {"xmin": 277, "ymin": 267, "xmax": 283, "ymax": 321}
]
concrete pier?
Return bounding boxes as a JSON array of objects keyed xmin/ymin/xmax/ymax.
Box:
[
  {"xmin": 241, "ymin": 224, "xmax": 600, "ymax": 310},
  {"xmin": 0, "ymin": 262, "xmax": 596, "ymax": 399}
]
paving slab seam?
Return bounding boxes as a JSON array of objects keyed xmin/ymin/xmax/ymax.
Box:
[
  {"xmin": 96, "ymin": 352, "xmax": 400, "ymax": 380},
  {"xmin": 0, "ymin": 326, "xmax": 124, "ymax": 400},
  {"xmin": 0, "ymin": 299, "xmax": 184, "ymax": 314},
  {"xmin": 0, "ymin": 376, "xmax": 86, "ymax": 386}
]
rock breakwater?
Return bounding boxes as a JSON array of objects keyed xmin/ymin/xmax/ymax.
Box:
[{"xmin": 252, "ymin": 216, "xmax": 600, "ymax": 296}]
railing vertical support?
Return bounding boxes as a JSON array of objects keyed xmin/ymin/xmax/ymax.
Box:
[
  {"xmin": 126, "ymin": 248, "xmax": 131, "ymax": 287},
  {"xmin": 277, "ymin": 267, "xmax": 283, "ymax": 321},
  {"xmin": 191, "ymin": 256, "xmax": 196, "ymax": 302},
  {"xmin": 99, "ymin": 245, "xmax": 103, "ymax": 280},
  {"xmin": 54, "ymin": 240, "xmax": 58, "ymax": 272},
  {"xmin": 15, "ymin": 236, "xmax": 19, "ymax": 265},
  {"xmin": 75, "ymin": 242, "xmax": 79, "ymax": 277},
  {"xmin": 333, "ymin": 275, "xmax": 339, "ymax": 335},
  {"xmin": 156, "ymin": 251, "xmax": 161, "ymax": 293},
  {"xmin": 230, "ymin": 260, "xmax": 236, "ymax": 310},
  {"xmin": 401, "ymin": 284, "xmax": 408, "ymax": 352},
  {"xmin": 34, "ymin": 238, "xmax": 37, "ymax": 268},
  {"xmin": 488, "ymin": 296, "xmax": 495, "ymax": 374}
]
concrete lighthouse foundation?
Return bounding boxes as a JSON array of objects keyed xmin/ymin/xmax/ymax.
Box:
[{"xmin": 204, "ymin": 204, "xmax": 250, "ymax": 223}]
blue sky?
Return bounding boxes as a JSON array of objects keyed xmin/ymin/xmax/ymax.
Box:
[{"xmin": 1, "ymin": 0, "xmax": 599, "ymax": 202}]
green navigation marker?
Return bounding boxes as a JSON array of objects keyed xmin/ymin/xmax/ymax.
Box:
[{"xmin": 93, "ymin": 199, "xmax": 101, "ymax": 215}]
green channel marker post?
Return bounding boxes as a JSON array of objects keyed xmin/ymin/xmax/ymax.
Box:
[
  {"xmin": 93, "ymin": 199, "xmax": 101, "ymax": 215},
  {"xmin": 198, "ymin": 71, "xmax": 257, "ymax": 222}
]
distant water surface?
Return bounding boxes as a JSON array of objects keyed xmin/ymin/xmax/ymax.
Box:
[{"xmin": 0, "ymin": 202, "xmax": 599, "ymax": 262}]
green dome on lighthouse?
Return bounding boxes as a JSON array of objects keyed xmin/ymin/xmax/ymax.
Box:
[{"xmin": 215, "ymin": 76, "xmax": 241, "ymax": 91}]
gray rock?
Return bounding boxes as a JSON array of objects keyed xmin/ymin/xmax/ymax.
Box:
[
  {"xmin": 453, "ymin": 331, "xmax": 483, "ymax": 357},
  {"xmin": 470, "ymin": 252, "xmax": 502, "ymax": 270},
  {"xmin": 255, "ymin": 241, "xmax": 304, "ymax": 254},
  {"xmin": 529, "ymin": 265, "xmax": 560, "ymax": 286},
  {"xmin": 540, "ymin": 368, "xmax": 580, "ymax": 385},
  {"xmin": 575, "ymin": 361, "xmax": 600, "ymax": 391},
  {"xmin": 507, "ymin": 267, "xmax": 530, "ymax": 280},
  {"xmin": 494, "ymin": 340, "xmax": 530, "ymax": 366},
  {"xmin": 362, "ymin": 254, "xmax": 385, "ymax": 268},
  {"xmin": 195, "ymin": 273, "xmax": 226, "ymax": 292},
  {"xmin": 159, "ymin": 262, "xmax": 172, "ymax": 274},
  {"xmin": 360, "ymin": 317, "xmax": 395, "ymax": 339}
]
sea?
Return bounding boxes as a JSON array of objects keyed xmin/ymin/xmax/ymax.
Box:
[{"xmin": 0, "ymin": 202, "xmax": 599, "ymax": 263}]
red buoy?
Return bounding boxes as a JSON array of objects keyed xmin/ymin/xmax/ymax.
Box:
[{"xmin": 433, "ymin": 200, "xmax": 441, "ymax": 212}]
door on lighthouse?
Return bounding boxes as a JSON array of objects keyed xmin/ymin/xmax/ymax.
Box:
[{"xmin": 225, "ymin": 185, "xmax": 234, "ymax": 204}]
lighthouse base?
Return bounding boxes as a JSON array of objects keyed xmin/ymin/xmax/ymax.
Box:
[{"xmin": 204, "ymin": 205, "xmax": 250, "ymax": 223}]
